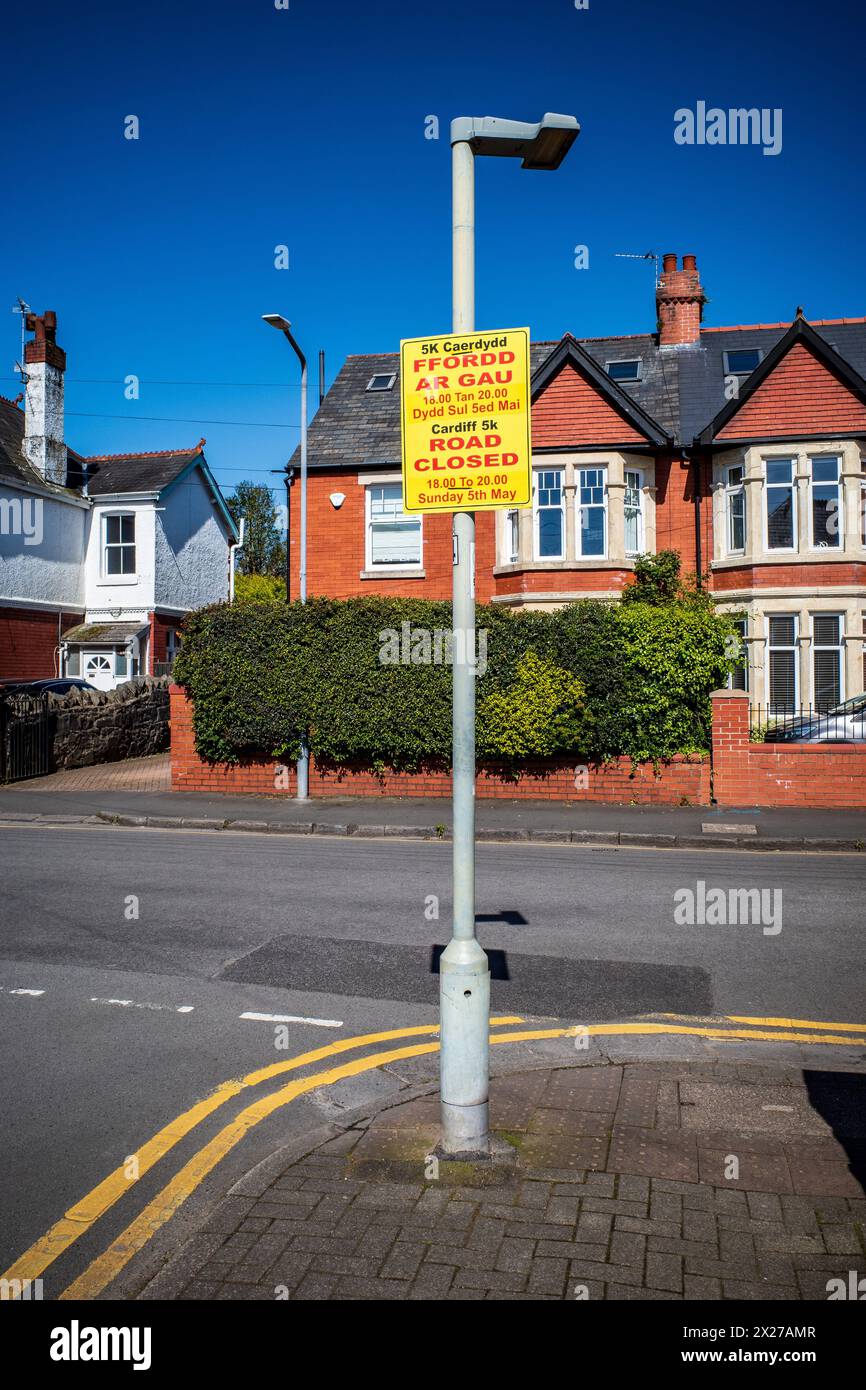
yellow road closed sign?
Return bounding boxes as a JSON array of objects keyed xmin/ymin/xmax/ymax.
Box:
[{"xmin": 399, "ymin": 327, "xmax": 531, "ymax": 513}]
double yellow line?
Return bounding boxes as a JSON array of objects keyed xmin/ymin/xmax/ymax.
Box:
[{"xmin": 5, "ymin": 1011, "xmax": 865, "ymax": 1301}]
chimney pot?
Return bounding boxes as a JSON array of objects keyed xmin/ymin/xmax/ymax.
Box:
[{"xmin": 662, "ymin": 252, "xmax": 677, "ymax": 274}]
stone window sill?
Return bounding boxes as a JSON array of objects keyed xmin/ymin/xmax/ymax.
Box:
[{"xmin": 360, "ymin": 568, "xmax": 426, "ymax": 579}]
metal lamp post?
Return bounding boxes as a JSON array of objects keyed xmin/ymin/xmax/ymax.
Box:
[
  {"xmin": 262, "ymin": 313, "xmax": 309, "ymax": 801},
  {"xmin": 439, "ymin": 113, "xmax": 579, "ymax": 1157}
]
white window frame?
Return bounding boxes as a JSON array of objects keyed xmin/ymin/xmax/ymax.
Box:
[
  {"xmin": 505, "ymin": 508, "xmax": 520, "ymax": 564},
  {"xmin": 576, "ymin": 465, "xmax": 608, "ymax": 559},
  {"xmin": 364, "ymin": 483, "xmax": 422, "ymax": 571},
  {"xmin": 724, "ymin": 464, "xmax": 746, "ymax": 555},
  {"xmin": 763, "ymin": 458, "xmax": 797, "ymax": 554},
  {"xmin": 766, "ymin": 613, "xmax": 799, "ymax": 710},
  {"xmin": 533, "ymin": 468, "xmax": 565, "ymax": 561},
  {"xmin": 811, "ymin": 612, "xmax": 844, "ymax": 709},
  {"xmin": 101, "ymin": 511, "xmax": 137, "ymax": 578},
  {"xmin": 624, "ymin": 468, "xmax": 644, "ymax": 557},
  {"xmin": 365, "ymin": 373, "xmax": 396, "ymax": 392},
  {"xmin": 808, "ymin": 455, "xmax": 842, "ymax": 550}
]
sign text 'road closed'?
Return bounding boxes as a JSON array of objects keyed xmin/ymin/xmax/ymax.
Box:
[{"xmin": 399, "ymin": 328, "xmax": 531, "ymax": 513}]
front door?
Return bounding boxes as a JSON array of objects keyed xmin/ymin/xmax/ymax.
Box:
[{"xmin": 83, "ymin": 651, "xmax": 115, "ymax": 691}]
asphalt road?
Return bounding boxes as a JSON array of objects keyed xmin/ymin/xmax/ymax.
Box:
[{"xmin": 1, "ymin": 823, "xmax": 864, "ymax": 1293}]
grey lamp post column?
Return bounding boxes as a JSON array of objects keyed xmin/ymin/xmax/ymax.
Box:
[
  {"xmin": 439, "ymin": 113, "xmax": 579, "ymax": 1158},
  {"xmin": 262, "ymin": 313, "xmax": 309, "ymax": 801}
]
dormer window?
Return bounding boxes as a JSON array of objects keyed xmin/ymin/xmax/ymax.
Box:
[
  {"xmin": 723, "ymin": 348, "xmax": 762, "ymax": 376},
  {"xmin": 366, "ymin": 373, "xmax": 396, "ymax": 392},
  {"xmin": 103, "ymin": 512, "xmax": 136, "ymax": 576},
  {"xmin": 606, "ymin": 359, "xmax": 641, "ymax": 383}
]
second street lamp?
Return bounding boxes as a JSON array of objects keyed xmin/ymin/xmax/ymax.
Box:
[{"xmin": 439, "ymin": 112, "xmax": 579, "ymax": 1158}]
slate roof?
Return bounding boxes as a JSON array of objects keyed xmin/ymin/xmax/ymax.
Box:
[
  {"xmin": 295, "ymin": 319, "xmax": 866, "ymax": 469},
  {"xmin": 80, "ymin": 447, "xmax": 203, "ymax": 495},
  {"xmin": 0, "ymin": 395, "xmax": 75, "ymax": 495}
]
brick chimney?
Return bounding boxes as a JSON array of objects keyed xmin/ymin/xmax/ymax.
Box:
[
  {"xmin": 656, "ymin": 253, "xmax": 705, "ymax": 346},
  {"xmin": 22, "ymin": 310, "xmax": 67, "ymax": 486}
]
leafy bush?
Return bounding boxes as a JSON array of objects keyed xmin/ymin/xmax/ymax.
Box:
[
  {"xmin": 174, "ymin": 590, "xmax": 736, "ymax": 769},
  {"xmin": 234, "ymin": 573, "xmax": 286, "ymax": 604},
  {"xmin": 477, "ymin": 651, "xmax": 589, "ymax": 759}
]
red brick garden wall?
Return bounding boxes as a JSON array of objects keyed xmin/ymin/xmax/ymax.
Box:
[
  {"xmin": 169, "ymin": 685, "xmax": 709, "ymax": 804},
  {"xmin": 711, "ymin": 689, "xmax": 866, "ymax": 808}
]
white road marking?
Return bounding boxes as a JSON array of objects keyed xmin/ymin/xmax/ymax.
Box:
[
  {"xmin": 90, "ymin": 997, "xmax": 195, "ymax": 1013},
  {"xmin": 239, "ymin": 1010, "xmax": 343, "ymax": 1029},
  {"xmin": 0, "ymin": 987, "xmax": 45, "ymax": 997}
]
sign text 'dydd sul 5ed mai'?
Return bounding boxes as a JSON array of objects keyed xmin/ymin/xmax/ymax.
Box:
[{"xmin": 399, "ymin": 328, "xmax": 531, "ymax": 513}]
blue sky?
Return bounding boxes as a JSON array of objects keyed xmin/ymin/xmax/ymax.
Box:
[{"xmin": 1, "ymin": 0, "xmax": 862, "ymax": 499}]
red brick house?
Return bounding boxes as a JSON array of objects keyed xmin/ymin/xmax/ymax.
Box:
[{"xmin": 290, "ymin": 254, "xmax": 866, "ymax": 712}]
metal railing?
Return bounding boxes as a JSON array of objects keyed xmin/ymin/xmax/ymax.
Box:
[{"xmin": 749, "ymin": 703, "xmax": 866, "ymax": 743}]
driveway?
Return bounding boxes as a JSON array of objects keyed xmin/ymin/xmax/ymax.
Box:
[{"xmin": 4, "ymin": 752, "xmax": 171, "ymax": 793}]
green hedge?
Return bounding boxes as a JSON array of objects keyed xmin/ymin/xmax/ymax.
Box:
[{"xmin": 173, "ymin": 594, "xmax": 735, "ymax": 769}]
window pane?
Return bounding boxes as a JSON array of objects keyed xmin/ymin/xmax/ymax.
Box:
[
  {"xmin": 538, "ymin": 508, "xmax": 563, "ymax": 557},
  {"xmin": 106, "ymin": 547, "xmax": 122, "ymax": 575},
  {"xmin": 728, "ymin": 490, "xmax": 745, "ymax": 550},
  {"xmin": 607, "ymin": 360, "xmax": 640, "ymax": 381},
  {"xmin": 371, "ymin": 520, "xmax": 420, "ymax": 564},
  {"xmin": 814, "ymin": 650, "xmax": 840, "ymax": 709},
  {"xmin": 769, "ymin": 650, "xmax": 796, "ymax": 709},
  {"xmin": 767, "ymin": 487, "xmax": 794, "ymax": 548},
  {"xmin": 813, "ymin": 615, "xmax": 840, "ymax": 647},
  {"xmin": 106, "ymin": 515, "xmax": 121, "ymax": 544},
  {"xmin": 119, "ymin": 515, "xmax": 135, "ymax": 543},
  {"xmin": 812, "ymin": 458, "xmax": 839, "ymax": 484},
  {"xmin": 66, "ymin": 649, "xmax": 80, "ymax": 676},
  {"xmin": 725, "ymin": 349, "xmax": 761, "ymax": 374},
  {"xmin": 121, "ymin": 546, "xmax": 136, "ymax": 574},
  {"xmin": 581, "ymin": 507, "xmax": 605, "ymax": 556},
  {"xmin": 766, "ymin": 460, "xmax": 793, "ymax": 485},
  {"xmin": 769, "ymin": 615, "xmax": 796, "ymax": 646}
]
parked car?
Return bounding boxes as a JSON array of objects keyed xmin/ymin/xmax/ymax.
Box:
[
  {"xmin": 0, "ymin": 677, "xmax": 97, "ymax": 698},
  {"xmin": 765, "ymin": 692, "xmax": 866, "ymax": 743}
]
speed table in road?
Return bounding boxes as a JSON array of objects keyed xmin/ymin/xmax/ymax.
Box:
[{"xmin": 399, "ymin": 327, "xmax": 531, "ymax": 513}]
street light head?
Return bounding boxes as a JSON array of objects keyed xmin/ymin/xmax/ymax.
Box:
[
  {"xmin": 521, "ymin": 113, "xmax": 580, "ymax": 170},
  {"xmin": 262, "ymin": 313, "xmax": 292, "ymax": 332},
  {"xmin": 450, "ymin": 112, "xmax": 579, "ymax": 170}
]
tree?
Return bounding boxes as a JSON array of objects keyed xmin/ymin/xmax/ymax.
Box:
[
  {"xmin": 226, "ymin": 481, "xmax": 286, "ymax": 577},
  {"xmin": 621, "ymin": 549, "xmax": 709, "ymax": 607}
]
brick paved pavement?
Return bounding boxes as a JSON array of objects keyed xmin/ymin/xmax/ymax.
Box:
[
  {"xmin": 138, "ymin": 1061, "xmax": 866, "ymax": 1302},
  {"xmin": 6, "ymin": 753, "xmax": 171, "ymax": 793}
]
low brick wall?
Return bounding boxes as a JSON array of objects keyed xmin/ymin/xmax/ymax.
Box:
[
  {"xmin": 711, "ymin": 689, "xmax": 866, "ymax": 808},
  {"xmin": 51, "ymin": 678, "xmax": 170, "ymax": 769},
  {"xmin": 170, "ymin": 685, "xmax": 709, "ymax": 804}
]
